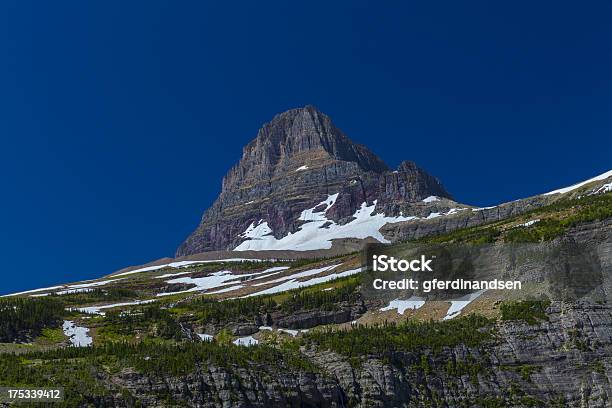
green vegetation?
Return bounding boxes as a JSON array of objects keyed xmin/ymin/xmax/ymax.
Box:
[
  {"xmin": 180, "ymin": 275, "xmax": 361, "ymax": 325},
  {"xmin": 500, "ymin": 300, "xmax": 550, "ymax": 324},
  {"xmin": 303, "ymin": 314, "xmax": 492, "ymax": 360},
  {"xmin": 50, "ymin": 287, "xmax": 140, "ymax": 306},
  {"xmin": 280, "ymin": 277, "xmax": 360, "ymax": 313},
  {"xmin": 423, "ymin": 225, "xmax": 501, "ymax": 244},
  {"xmin": 501, "ymin": 364, "xmax": 541, "ymax": 381},
  {"xmin": 101, "ymin": 305, "xmax": 183, "ymax": 341},
  {"xmin": 417, "ymin": 192, "xmax": 612, "ymax": 245},
  {"xmin": 504, "ymin": 193, "xmax": 611, "ymax": 242},
  {"xmin": 183, "ymin": 296, "xmax": 277, "ymax": 324},
  {"xmin": 0, "ymin": 297, "xmax": 65, "ymax": 342},
  {"xmin": 0, "ymin": 339, "xmax": 319, "ymax": 407}
]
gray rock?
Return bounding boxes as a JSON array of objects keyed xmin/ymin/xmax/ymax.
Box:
[{"xmin": 176, "ymin": 106, "xmax": 451, "ymax": 256}]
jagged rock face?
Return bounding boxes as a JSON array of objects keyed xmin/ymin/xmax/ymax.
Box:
[
  {"xmin": 177, "ymin": 106, "xmax": 451, "ymax": 256},
  {"xmin": 70, "ymin": 303, "xmax": 611, "ymax": 408}
]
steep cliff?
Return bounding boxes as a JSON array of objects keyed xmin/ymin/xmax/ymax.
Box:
[{"xmin": 177, "ymin": 106, "xmax": 451, "ymax": 256}]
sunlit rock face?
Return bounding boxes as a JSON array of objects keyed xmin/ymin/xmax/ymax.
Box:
[{"xmin": 176, "ymin": 105, "xmax": 451, "ymax": 256}]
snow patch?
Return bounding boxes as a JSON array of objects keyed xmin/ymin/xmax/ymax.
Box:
[
  {"xmin": 233, "ymin": 336, "xmax": 258, "ymax": 346},
  {"xmin": 235, "ymin": 195, "xmax": 416, "ymax": 251},
  {"xmin": 380, "ymin": 296, "xmax": 426, "ymax": 314},
  {"xmin": 115, "ymin": 259, "xmax": 264, "ymax": 277},
  {"xmin": 443, "ymin": 290, "xmax": 486, "ymax": 320},
  {"xmin": 544, "ymin": 169, "xmax": 612, "ymax": 196},
  {"xmin": 75, "ymin": 299, "xmax": 156, "ymax": 315},
  {"xmin": 472, "ymin": 206, "xmax": 497, "ymax": 212},
  {"xmin": 593, "ymin": 182, "xmax": 612, "ymax": 195},
  {"xmin": 246, "ymin": 267, "xmax": 362, "ymax": 297},
  {"xmin": 426, "ymin": 208, "xmax": 465, "ymax": 219},
  {"xmin": 516, "ymin": 219, "xmax": 540, "ymax": 228},
  {"xmin": 197, "ymin": 333, "xmax": 213, "ymax": 341},
  {"xmin": 254, "ymin": 264, "xmax": 341, "ymax": 287},
  {"xmin": 296, "ymin": 165, "xmax": 309, "ymax": 171},
  {"xmin": 55, "ymin": 288, "xmax": 94, "ymax": 296},
  {"xmin": 422, "ymin": 196, "xmax": 440, "ymax": 203},
  {"xmin": 206, "ymin": 284, "xmax": 244, "ymax": 295},
  {"xmin": 2, "ymin": 285, "xmax": 65, "ymax": 297},
  {"xmin": 157, "ymin": 267, "xmax": 288, "ymax": 297},
  {"xmin": 63, "ymin": 320, "xmax": 93, "ymax": 347}
]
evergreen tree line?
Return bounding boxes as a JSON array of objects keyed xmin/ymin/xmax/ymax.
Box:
[
  {"xmin": 302, "ymin": 314, "xmax": 492, "ymax": 359},
  {"xmin": 183, "ymin": 276, "xmax": 361, "ymax": 324},
  {"xmin": 0, "ymin": 297, "xmax": 64, "ymax": 342}
]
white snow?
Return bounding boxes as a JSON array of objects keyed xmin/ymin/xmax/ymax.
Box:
[
  {"xmin": 235, "ymin": 195, "xmax": 417, "ymax": 251},
  {"xmin": 254, "ymin": 264, "xmax": 341, "ymax": 286},
  {"xmin": 156, "ymin": 267, "xmax": 289, "ymax": 297},
  {"xmin": 7, "ymin": 279, "xmax": 121, "ymax": 298},
  {"xmin": 443, "ymin": 290, "xmax": 486, "ymax": 320},
  {"xmin": 54, "ymin": 288, "xmax": 94, "ymax": 295},
  {"xmin": 206, "ymin": 284, "xmax": 244, "ymax": 295},
  {"xmin": 62, "ymin": 320, "xmax": 93, "ymax": 347},
  {"xmin": 426, "ymin": 208, "xmax": 465, "ymax": 219},
  {"xmin": 75, "ymin": 299, "xmax": 156, "ymax": 315},
  {"xmin": 516, "ymin": 219, "xmax": 540, "ymax": 228},
  {"xmin": 114, "ymin": 258, "xmax": 264, "ymax": 277},
  {"xmin": 155, "ymin": 271, "xmax": 193, "ymax": 279},
  {"xmin": 594, "ymin": 182, "xmax": 612, "ymax": 195},
  {"xmin": 233, "ymin": 336, "xmax": 258, "ymax": 346},
  {"xmin": 544, "ymin": 169, "xmax": 612, "ymax": 196},
  {"xmin": 240, "ymin": 220, "xmax": 273, "ymax": 239},
  {"xmin": 157, "ymin": 271, "xmax": 235, "ymax": 297},
  {"xmin": 380, "ymin": 296, "xmax": 426, "ymax": 314},
  {"xmin": 277, "ymin": 328, "xmax": 309, "ymax": 336},
  {"xmin": 295, "ymin": 165, "xmax": 309, "ymax": 171},
  {"xmin": 2, "ymin": 285, "xmax": 64, "ymax": 297},
  {"xmin": 246, "ymin": 267, "xmax": 362, "ymax": 297},
  {"xmin": 472, "ymin": 206, "xmax": 497, "ymax": 212},
  {"xmin": 258, "ymin": 326, "xmax": 306, "ymax": 336},
  {"xmin": 68, "ymin": 279, "xmax": 120, "ymax": 289},
  {"xmin": 197, "ymin": 333, "xmax": 214, "ymax": 341},
  {"xmin": 422, "ymin": 196, "xmax": 440, "ymax": 203}
]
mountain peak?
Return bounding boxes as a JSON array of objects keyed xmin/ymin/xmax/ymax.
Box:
[
  {"xmin": 177, "ymin": 107, "xmax": 452, "ymax": 256},
  {"xmin": 222, "ymin": 106, "xmax": 388, "ymax": 194}
]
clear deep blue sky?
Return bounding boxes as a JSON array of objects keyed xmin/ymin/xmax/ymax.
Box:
[{"xmin": 1, "ymin": 1, "xmax": 611, "ymax": 294}]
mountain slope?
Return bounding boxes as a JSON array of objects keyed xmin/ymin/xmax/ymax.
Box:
[
  {"xmin": 176, "ymin": 106, "xmax": 452, "ymax": 255},
  {"xmin": 1, "ymin": 161, "xmax": 611, "ymax": 407}
]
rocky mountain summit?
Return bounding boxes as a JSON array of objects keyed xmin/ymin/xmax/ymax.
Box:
[{"xmin": 177, "ymin": 106, "xmax": 452, "ymax": 256}]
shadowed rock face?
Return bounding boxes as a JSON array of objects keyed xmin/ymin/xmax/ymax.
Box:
[{"xmin": 176, "ymin": 106, "xmax": 451, "ymax": 256}]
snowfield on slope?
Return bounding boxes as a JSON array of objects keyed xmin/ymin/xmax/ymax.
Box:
[
  {"xmin": 235, "ymin": 194, "xmax": 417, "ymax": 251},
  {"xmin": 443, "ymin": 290, "xmax": 487, "ymax": 320},
  {"xmin": 380, "ymin": 296, "xmax": 426, "ymax": 314},
  {"xmin": 114, "ymin": 258, "xmax": 265, "ymax": 277},
  {"xmin": 62, "ymin": 320, "xmax": 93, "ymax": 347},
  {"xmin": 544, "ymin": 169, "xmax": 612, "ymax": 196},
  {"xmin": 245, "ymin": 267, "xmax": 362, "ymax": 297},
  {"xmin": 75, "ymin": 299, "xmax": 156, "ymax": 315},
  {"xmin": 156, "ymin": 266, "xmax": 291, "ymax": 297}
]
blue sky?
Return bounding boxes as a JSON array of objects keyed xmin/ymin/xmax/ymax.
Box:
[{"xmin": 1, "ymin": 1, "xmax": 611, "ymax": 294}]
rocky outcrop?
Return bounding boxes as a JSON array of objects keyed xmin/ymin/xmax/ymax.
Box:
[
  {"xmin": 176, "ymin": 106, "xmax": 451, "ymax": 256},
  {"xmin": 57, "ymin": 302, "xmax": 610, "ymax": 408},
  {"xmin": 274, "ymin": 301, "xmax": 366, "ymax": 330},
  {"xmin": 111, "ymin": 363, "xmax": 347, "ymax": 408},
  {"xmin": 380, "ymin": 194, "xmax": 553, "ymax": 243}
]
